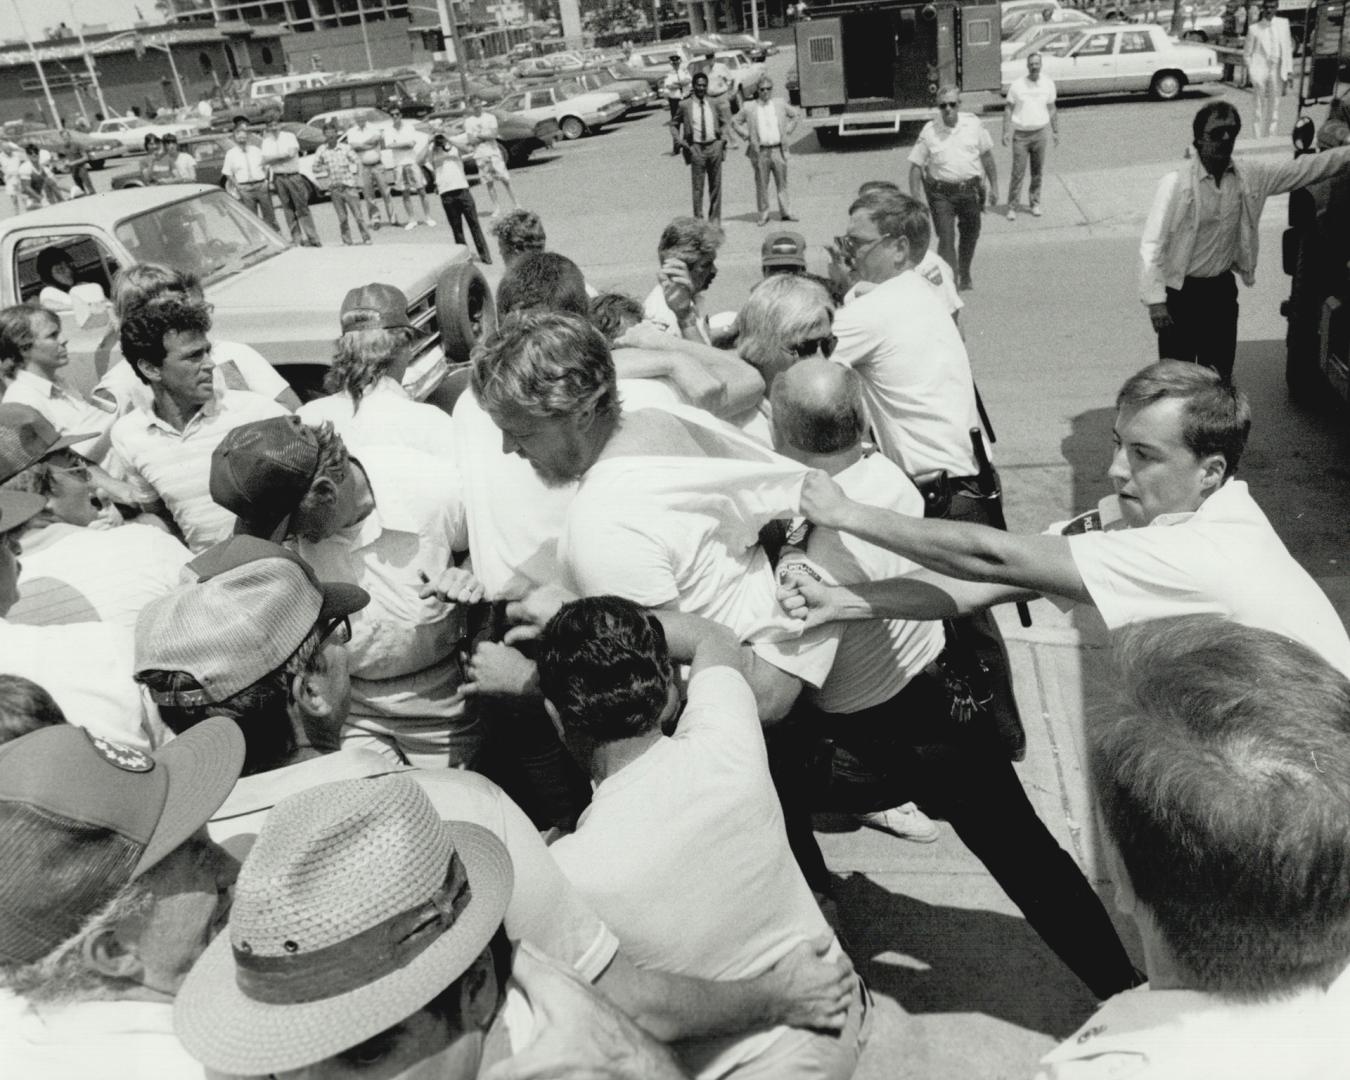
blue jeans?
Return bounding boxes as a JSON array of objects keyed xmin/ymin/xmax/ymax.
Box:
[{"xmin": 1008, "ymin": 126, "xmax": 1050, "ymax": 208}]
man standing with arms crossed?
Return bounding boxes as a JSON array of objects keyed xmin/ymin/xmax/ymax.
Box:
[
  {"xmin": 221, "ymin": 119, "xmax": 277, "ymax": 230},
  {"xmin": 910, "ymin": 86, "xmax": 999, "ymax": 291},
  {"xmin": 347, "ymin": 111, "xmax": 394, "ymax": 229},
  {"xmin": 1003, "ymin": 52, "xmax": 1058, "ymax": 221},
  {"xmin": 260, "ymin": 115, "xmax": 320, "ymax": 246}
]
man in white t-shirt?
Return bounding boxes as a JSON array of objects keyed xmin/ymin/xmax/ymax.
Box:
[
  {"xmin": 463, "ymin": 97, "xmax": 518, "ymax": 216},
  {"xmin": 346, "ymin": 112, "xmax": 396, "ymax": 228},
  {"xmin": 1034, "ymin": 616, "xmax": 1350, "ymax": 1080},
  {"xmin": 830, "ymin": 189, "xmax": 984, "ymax": 483},
  {"xmin": 381, "ymin": 102, "xmax": 435, "ymax": 229},
  {"xmin": 785, "ymin": 360, "xmax": 1350, "ymax": 679},
  {"xmin": 769, "ymin": 359, "xmax": 1138, "ymax": 999},
  {"xmin": 1003, "ymin": 51, "xmax": 1059, "ymax": 220},
  {"xmin": 539, "ymin": 597, "xmax": 867, "ymax": 1080}
]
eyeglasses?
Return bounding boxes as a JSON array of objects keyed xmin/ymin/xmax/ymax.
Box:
[
  {"xmin": 47, "ymin": 460, "xmax": 91, "ymax": 482},
  {"xmin": 938, "ymin": 101, "xmax": 959, "ymax": 109},
  {"xmin": 833, "ymin": 233, "xmax": 889, "ymax": 263},
  {"xmin": 791, "ymin": 334, "xmax": 837, "ymax": 359},
  {"xmin": 317, "ymin": 615, "xmax": 352, "ymax": 648}
]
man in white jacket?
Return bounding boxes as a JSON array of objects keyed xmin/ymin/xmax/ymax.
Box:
[{"xmin": 1244, "ymin": 0, "xmax": 1295, "ymax": 138}]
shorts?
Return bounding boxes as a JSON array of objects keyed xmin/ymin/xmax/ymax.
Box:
[
  {"xmin": 393, "ymin": 162, "xmax": 424, "ymax": 192},
  {"xmin": 474, "ymin": 149, "xmax": 509, "ymax": 182}
]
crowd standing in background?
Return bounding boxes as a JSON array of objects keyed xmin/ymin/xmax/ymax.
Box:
[{"xmin": 1, "ymin": 83, "xmax": 1350, "ymax": 1080}]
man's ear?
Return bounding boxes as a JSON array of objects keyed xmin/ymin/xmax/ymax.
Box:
[
  {"xmin": 133, "ymin": 358, "xmax": 160, "ymax": 387},
  {"xmin": 83, "ymin": 922, "xmax": 143, "ymax": 982},
  {"xmin": 289, "ymin": 668, "xmax": 334, "ymax": 722},
  {"xmin": 307, "ymin": 475, "xmax": 340, "ymax": 506},
  {"xmin": 1199, "ymin": 453, "xmax": 1228, "ymax": 494}
]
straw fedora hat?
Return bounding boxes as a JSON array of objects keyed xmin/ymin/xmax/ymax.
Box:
[{"xmin": 174, "ymin": 773, "xmax": 514, "ymax": 1076}]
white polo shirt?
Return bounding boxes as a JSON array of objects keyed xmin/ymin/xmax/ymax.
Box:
[
  {"xmin": 1035, "ymin": 969, "xmax": 1350, "ymax": 1079},
  {"xmin": 298, "ymin": 377, "xmax": 456, "ymax": 461},
  {"xmin": 221, "ymin": 143, "xmax": 268, "ymax": 185},
  {"xmin": 108, "ymin": 390, "xmax": 289, "ymax": 552},
  {"xmin": 346, "ymin": 122, "xmax": 385, "ymax": 166},
  {"xmin": 805, "ymin": 453, "xmax": 946, "ymax": 714},
  {"xmin": 1065, "ymin": 479, "xmax": 1350, "ymax": 677},
  {"xmin": 10, "ymin": 522, "xmax": 191, "ymax": 630},
  {"xmin": 0, "ymin": 618, "xmax": 165, "ymax": 750},
  {"xmin": 831, "ymin": 269, "xmax": 982, "ymax": 477},
  {"xmin": 907, "ymin": 112, "xmax": 992, "ymax": 182},
  {"xmin": 208, "ymin": 749, "xmax": 619, "ymax": 984},
  {"xmin": 296, "ymin": 447, "xmax": 469, "ymax": 734},
  {"xmin": 95, "ymin": 341, "xmax": 291, "ymax": 417},
  {"xmin": 1, "ymin": 369, "xmax": 116, "ymax": 457},
  {"xmin": 1007, "ymin": 74, "xmax": 1057, "ymax": 131},
  {"xmin": 382, "ymin": 122, "xmax": 422, "ymax": 169},
  {"xmin": 551, "ymin": 665, "xmax": 845, "ymax": 1079}
]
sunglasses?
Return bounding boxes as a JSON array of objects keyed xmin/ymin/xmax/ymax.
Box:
[
  {"xmin": 791, "ymin": 334, "xmax": 837, "ymax": 359},
  {"xmin": 938, "ymin": 101, "xmax": 959, "ymax": 109},
  {"xmin": 833, "ymin": 233, "xmax": 889, "ymax": 263},
  {"xmin": 317, "ymin": 615, "xmax": 352, "ymax": 648}
]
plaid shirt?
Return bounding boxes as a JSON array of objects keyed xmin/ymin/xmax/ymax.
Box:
[{"xmin": 312, "ymin": 143, "xmax": 362, "ymax": 188}]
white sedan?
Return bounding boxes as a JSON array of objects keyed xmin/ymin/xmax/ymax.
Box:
[
  {"xmin": 94, "ymin": 116, "xmax": 201, "ymax": 155},
  {"xmin": 1001, "ymin": 23, "xmax": 1221, "ymax": 100},
  {"xmin": 496, "ymin": 81, "xmax": 626, "ymax": 140}
]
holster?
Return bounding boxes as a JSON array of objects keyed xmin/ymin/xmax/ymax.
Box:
[{"xmin": 912, "ymin": 469, "xmax": 953, "ymax": 520}]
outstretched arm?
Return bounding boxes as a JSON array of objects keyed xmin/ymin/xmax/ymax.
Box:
[{"xmin": 778, "ymin": 567, "xmax": 1040, "ymax": 627}]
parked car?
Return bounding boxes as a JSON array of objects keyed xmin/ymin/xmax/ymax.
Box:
[
  {"xmin": 94, "ymin": 116, "xmax": 201, "ymax": 156},
  {"xmin": 1143, "ymin": 3, "xmax": 1227, "ymax": 42},
  {"xmin": 512, "ymin": 55, "xmax": 586, "ymax": 80},
  {"xmin": 109, "ymin": 132, "xmax": 234, "ymax": 190},
  {"xmin": 282, "ymin": 74, "xmax": 435, "ymax": 124},
  {"xmin": 308, "ymin": 107, "xmax": 395, "ymax": 133},
  {"xmin": 0, "ymin": 187, "xmax": 495, "ymax": 404},
  {"xmin": 697, "ymin": 32, "xmax": 774, "ymax": 60},
  {"xmin": 432, "ymin": 109, "xmax": 560, "ymax": 166},
  {"xmin": 1001, "ymin": 23, "xmax": 1222, "ymax": 99},
  {"xmin": 572, "ymin": 69, "xmax": 656, "ymax": 110},
  {"xmin": 689, "ymin": 50, "xmax": 766, "ymax": 100},
  {"xmin": 1002, "ymin": 10, "xmax": 1100, "ymax": 58},
  {"xmin": 11, "ymin": 128, "xmax": 122, "ymax": 170},
  {"xmin": 496, "ymin": 81, "xmax": 626, "ymax": 140}
]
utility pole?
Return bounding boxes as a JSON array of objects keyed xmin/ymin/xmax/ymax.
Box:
[
  {"xmin": 356, "ymin": 0, "xmax": 375, "ymax": 71},
  {"xmin": 67, "ymin": 0, "xmax": 110, "ymax": 116},
  {"xmin": 9, "ymin": 0, "xmax": 61, "ymax": 126},
  {"xmin": 749, "ymin": 0, "xmax": 759, "ymax": 38},
  {"xmin": 653, "ymin": 0, "xmax": 661, "ymax": 41},
  {"xmin": 435, "ymin": 0, "xmax": 471, "ymax": 98}
]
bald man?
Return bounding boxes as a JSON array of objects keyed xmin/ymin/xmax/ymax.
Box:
[{"xmin": 770, "ymin": 360, "xmax": 1136, "ymax": 999}]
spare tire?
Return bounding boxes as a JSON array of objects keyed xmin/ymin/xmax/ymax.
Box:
[{"xmin": 436, "ymin": 261, "xmax": 496, "ymax": 363}]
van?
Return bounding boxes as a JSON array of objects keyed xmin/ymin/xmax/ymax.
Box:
[
  {"xmin": 281, "ymin": 74, "xmax": 435, "ymax": 123},
  {"xmin": 249, "ymin": 72, "xmax": 338, "ymax": 102}
]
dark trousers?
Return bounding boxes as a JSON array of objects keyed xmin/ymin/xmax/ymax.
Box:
[
  {"xmin": 688, "ymin": 139, "xmax": 724, "ymax": 222},
  {"xmin": 822, "ymin": 672, "xmax": 1137, "ymax": 1000},
  {"xmin": 1157, "ymin": 272, "xmax": 1239, "ymax": 383},
  {"xmin": 273, "ymin": 171, "xmax": 320, "ymax": 246},
  {"xmin": 1008, "ymin": 126, "xmax": 1050, "ymax": 207},
  {"xmin": 667, "ymin": 98, "xmax": 683, "ymax": 149},
  {"xmin": 440, "ymin": 188, "xmax": 491, "ymax": 262},
  {"xmin": 927, "ymin": 182, "xmax": 982, "ymax": 284},
  {"xmin": 235, "ymin": 181, "xmax": 278, "ymax": 230}
]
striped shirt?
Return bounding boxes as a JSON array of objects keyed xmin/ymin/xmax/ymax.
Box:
[
  {"xmin": 108, "ymin": 389, "xmax": 288, "ymax": 552},
  {"xmin": 312, "ymin": 143, "xmax": 363, "ymax": 189}
]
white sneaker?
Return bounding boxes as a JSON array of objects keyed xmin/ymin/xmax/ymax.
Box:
[
  {"xmin": 422, "ymin": 218, "xmax": 436, "ymax": 227},
  {"xmin": 858, "ymin": 803, "xmax": 939, "ymax": 843},
  {"xmin": 403, "ymin": 220, "xmax": 418, "ymax": 231},
  {"xmin": 1031, "ymin": 204, "xmax": 1043, "ymax": 217},
  {"xmin": 1006, "ymin": 207, "xmax": 1016, "ymax": 222}
]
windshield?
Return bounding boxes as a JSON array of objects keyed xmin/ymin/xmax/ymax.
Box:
[
  {"xmin": 398, "ymin": 76, "xmax": 433, "ymax": 98},
  {"xmin": 114, "ymin": 190, "xmax": 287, "ymax": 285},
  {"xmin": 1017, "ymin": 29, "xmax": 1083, "ymax": 56},
  {"xmin": 556, "ymin": 79, "xmax": 584, "ymax": 97}
]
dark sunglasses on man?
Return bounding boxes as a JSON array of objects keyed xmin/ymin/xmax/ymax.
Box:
[{"xmin": 791, "ymin": 334, "xmax": 837, "ymax": 359}]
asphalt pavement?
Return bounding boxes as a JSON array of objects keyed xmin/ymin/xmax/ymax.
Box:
[{"xmin": 20, "ymin": 62, "xmax": 1350, "ymax": 1077}]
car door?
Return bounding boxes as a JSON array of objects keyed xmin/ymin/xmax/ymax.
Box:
[
  {"xmin": 1115, "ymin": 28, "xmax": 1161, "ymax": 91},
  {"xmin": 1061, "ymin": 29, "xmax": 1118, "ymax": 95}
]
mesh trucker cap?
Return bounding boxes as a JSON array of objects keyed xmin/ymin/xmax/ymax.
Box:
[
  {"xmin": 0, "ymin": 717, "xmax": 244, "ymax": 965},
  {"xmin": 0, "ymin": 403, "xmax": 98, "ymax": 484},
  {"xmin": 210, "ymin": 415, "xmax": 323, "ymax": 543},
  {"xmin": 135, "ymin": 536, "xmax": 369, "ymax": 707},
  {"xmin": 761, "ymin": 230, "xmax": 807, "ymax": 270}
]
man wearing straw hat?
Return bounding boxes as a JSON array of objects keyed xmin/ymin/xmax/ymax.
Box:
[{"xmin": 175, "ymin": 774, "xmax": 694, "ymax": 1079}]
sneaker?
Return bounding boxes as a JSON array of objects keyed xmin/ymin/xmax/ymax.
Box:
[
  {"xmin": 422, "ymin": 218, "xmax": 436, "ymax": 227},
  {"xmin": 1031, "ymin": 204, "xmax": 1043, "ymax": 217},
  {"xmin": 858, "ymin": 803, "xmax": 939, "ymax": 843},
  {"xmin": 403, "ymin": 220, "xmax": 418, "ymax": 231},
  {"xmin": 1006, "ymin": 207, "xmax": 1016, "ymax": 222},
  {"xmin": 361, "ymin": 236, "xmax": 373, "ymax": 245}
]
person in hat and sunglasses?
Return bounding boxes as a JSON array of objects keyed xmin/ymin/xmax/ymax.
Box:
[{"xmin": 0, "ymin": 714, "xmax": 244, "ymax": 1079}]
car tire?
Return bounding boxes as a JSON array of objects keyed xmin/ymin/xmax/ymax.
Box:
[
  {"xmin": 559, "ymin": 115, "xmax": 586, "ymax": 140},
  {"xmin": 436, "ymin": 262, "xmax": 497, "ymax": 364},
  {"xmin": 816, "ymin": 126, "xmax": 839, "ymax": 148},
  {"xmin": 1151, "ymin": 71, "xmax": 1184, "ymax": 100}
]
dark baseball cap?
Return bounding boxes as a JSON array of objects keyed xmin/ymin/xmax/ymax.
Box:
[
  {"xmin": 210, "ymin": 415, "xmax": 322, "ymax": 543},
  {"xmin": 0, "ymin": 717, "xmax": 244, "ymax": 964},
  {"xmin": 0, "ymin": 403, "xmax": 98, "ymax": 484},
  {"xmin": 339, "ymin": 282, "xmax": 415, "ymax": 333},
  {"xmin": 761, "ymin": 230, "xmax": 807, "ymax": 270},
  {"xmin": 0, "ymin": 490, "xmax": 44, "ymax": 534}
]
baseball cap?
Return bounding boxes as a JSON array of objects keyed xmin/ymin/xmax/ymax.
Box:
[
  {"xmin": 339, "ymin": 282, "xmax": 415, "ymax": 333},
  {"xmin": 0, "ymin": 403, "xmax": 98, "ymax": 484},
  {"xmin": 210, "ymin": 415, "xmax": 322, "ymax": 543},
  {"xmin": 135, "ymin": 536, "xmax": 369, "ymax": 706},
  {"xmin": 761, "ymin": 230, "xmax": 807, "ymax": 271},
  {"xmin": 0, "ymin": 717, "xmax": 244, "ymax": 964},
  {"xmin": 0, "ymin": 490, "xmax": 45, "ymax": 534}
]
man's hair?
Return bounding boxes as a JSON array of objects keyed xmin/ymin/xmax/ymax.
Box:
[
  {"xmin": 308, "ymin": 418, "xmax": 351, "ymax": 489},
  {"xmin": 496, "ymin": 252, "xmax": 589, "ymax": 319},
  {"xmin": 0, "ymin": 674, "xmax": 66, "ymax": 746},
  {"xmin": 111, "ymin": 262, "xmax": 200, "ymax": 320},
  {"xmin": 1193, "ymin": 99, "xmax": 1242, "ymax": 141},
  {"xmin": 120, "ymin": 293, "xmax": 212, "ymax": 385},
  {"xmin": 771, "ymin": 364, "xmax": 866, "ymax": 455},
  {"xmin": 935, "ymin": 84, "xmax": 959, "ymax": 100},
  {"xmin": 490, "ymin": 209, "xmax": 546, "ymax": 262},
  {"xmin": 1095, "ymin": 616, "xmax": 1350, "ymax": 1000},
  {"xmin": 589, "ymin": 292, "xmax": 645, "ymax": 344},
  {"xmin": 0, "ymin": 304, "xmax": 56, "ymax": 379},
  {"xmin": 1115, "ymin": 360, "xmax": 1250, "ymax": 477},
  {"xmin": 137, "ymin": 624, "xmax": 328, "ymax": 777},
  {"xmin": 471, "ymin": 310, "xmax": 618, "ymax": 422},
  {"xmin": 737, "ymin": 275, "xmax": 833, "ymax": 380},
  {"xmin": 847, "ymin": 190, "xmax": 931, "ymax": 256},
  {"xmin": 326, "ymin": 326, "xmax": 417, "ymax": 407},
  {"xmin": 0, "ymin": 878, "xmax": 154, "ymax": 1004},
  {"xmin": 691, "ymin": 71, "xmax": 709, "ymax": 85},
  {"xmin": 656, "ymin": 216, "xmax": 724, "ymax": 266},
  {"xmin": 536, "ymin": 596, "xmax": 672, "ymax": 742}
]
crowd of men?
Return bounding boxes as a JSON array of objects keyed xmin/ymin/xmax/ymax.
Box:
[{"xmin": 1, "ymin": 93, "xmax": 1350, "ymax": 1080}]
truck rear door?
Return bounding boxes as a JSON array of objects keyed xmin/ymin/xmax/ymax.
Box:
[
  {"xmin": 796, "ymin": 17, "xmax": 846, "ymax": 108},
  {"xmin": 960, "ymin": 4, "xmax": 1002, "ymax": 92}
]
